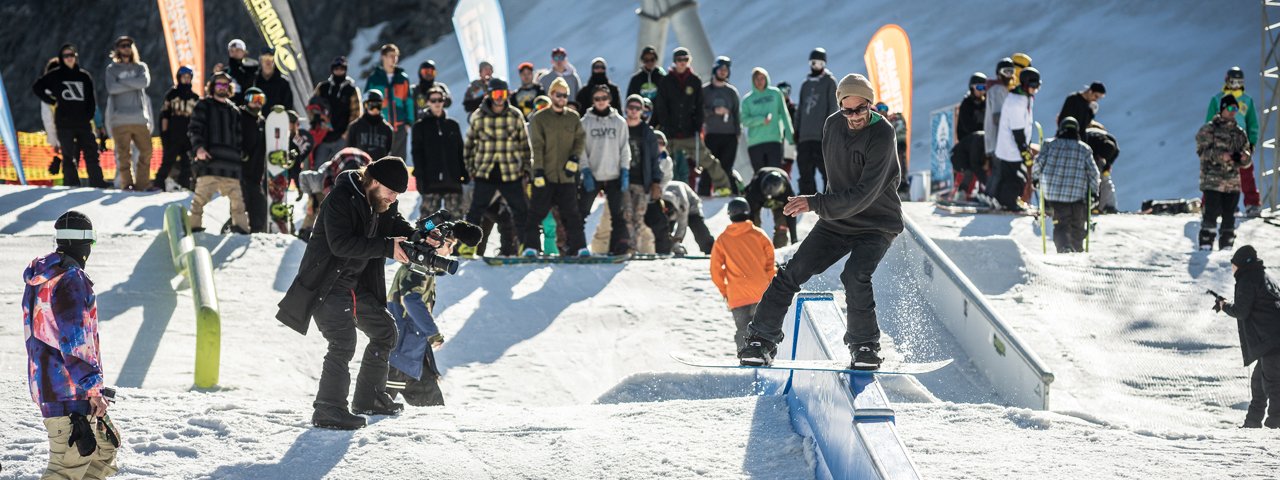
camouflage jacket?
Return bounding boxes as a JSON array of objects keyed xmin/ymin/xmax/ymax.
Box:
[{"xmin": 1196, "ymin": 114, "xmax": 1252, "ymax": 192}]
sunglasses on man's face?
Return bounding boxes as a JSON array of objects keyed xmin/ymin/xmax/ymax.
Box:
[
  {"xmin": 1025, "ymin": 82, "xmax": 1041, "ymax": 89},
  {"xmin": 1228, "ymin": 79, "xmax": 1245, "ymax": 88},
  {"xmin": 61, "ymin": 52, "xmax": 76, "ymax": 58},
  {"xmin": 626, "ymin": 105, "xmax": 643, "ymax": 111},
  {"xmin": 841, "ymin": 105, "xmax": 870, "ymax": 117},
  {"xmin": 367, "ymin": 102, "xmax": 382, "ymax": 109},
  {"xmin": 552, "ymin": 54, "xmax": 566, "ymax": 61},
  {"xmin": 674, "ymin": 57, "xmax": 690, "ymax": 63},
  {"xmin": 117, "ymin": 43, "xmax": 132, "ymax": 49},
  {"xmin": 213, "ymin": 82, "xmax": 231, "ymax": 90},
  {"xmin": 552, "ymin": 92, "xmax": 568, "ymax": 99},
  {"xmin": 593, "ymin": 96, "xmax": 610, "ymax": 102},
  {"xmin": 428, "ymin": 97, "xmax": 444, "ymax": 104}
]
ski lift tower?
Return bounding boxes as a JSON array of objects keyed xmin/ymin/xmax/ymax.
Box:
[
  {"xmin": 635, "ymin": 0, "xmax": 715, "ymax": 76},
  {"xmin": 1260, "ymin": 0, "xmax": 1280, "ymax": 213}
]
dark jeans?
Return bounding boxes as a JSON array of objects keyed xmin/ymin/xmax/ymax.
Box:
[
  {"xmin": 56, "ymin": 125, "xmax": 105, "ymax": 187},
  {"xmin": 466, "ymin": 179, "xmax": 529, "ymax": 254},
  {"xmin": 577, "ymin": 180, "xmax": 630, "ymax": 254},
  {"xmin": 1048, "ymin": 200, "xmax": 1088, "ymax": 253},
  {"xmin": 1202, "ymin": 190, "xmax": 1240, "ymax": 236},
  {"xmin": 156, "ymin": 138, "xmax": 193, "ymax": 189},
  {"xmin": 699, "ymin": 133, "xmax": 740, "ymax": 195},
  {"xmin": 313, "ymin": 289, "xmax": 399, "ymax": 410},
  {"xmin": 748, "ymin": 223, "xmax": 894, "ymax": 346},
  {"xmin": 796, "ymin": 140, "xmax": 825, "ymax": 195},
  {"xmin": 526, "ymin": 182, "xmax": 586, "ymax": 253},
  {"xmin": 994, "ymin": 159, "xmax": 1026, "ymax": 210},
  {"xmin": 1247, "ymin": 353, "xmax": 1280, "ymax": 425},
  {"xmin": 241, "ymin": 173, "xmax": 269, "ymax": 233},
  {"xmin": 748, "ymin": 142, "xmax": 783, "ymax": 174}
]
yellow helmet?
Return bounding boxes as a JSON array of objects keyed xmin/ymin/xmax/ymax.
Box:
[{"xmin": 1011, "ymin": 53, "xmax": 1032, "ymax": 68}]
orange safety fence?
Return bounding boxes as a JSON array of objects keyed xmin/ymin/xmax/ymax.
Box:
[{"xmin": 0, "ymin": 131, "xmax": 163, "ymax": 185}]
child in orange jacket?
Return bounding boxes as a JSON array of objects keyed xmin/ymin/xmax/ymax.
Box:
[{"xmin": 711, "ymin": 198, "xmax": 777, "ymax": 350}]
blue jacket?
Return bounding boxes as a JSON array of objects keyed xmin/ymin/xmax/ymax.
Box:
[
  {"xmin": 23, "ymin": 252, "xmax": 103, "ymax": 417},
  {"xmin": 388, "ymin": 266, "xmax": 440, "ymax": 380}
]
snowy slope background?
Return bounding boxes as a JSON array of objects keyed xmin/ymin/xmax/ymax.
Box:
[{"xmin": 353, "ymin": 0, "xmax": 1259, "ymax": 211}]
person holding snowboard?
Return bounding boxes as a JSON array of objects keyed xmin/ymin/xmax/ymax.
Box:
[
  {"xmin": 1215, "ymin": 246, "xmax": 1280, "ymax": 428},
  {"xmin": 711, "ymin": 198, "xmax": 777, "ymax": 351},
  {"xmin": 1032, "ymin": 117, "xmax": 1099, "ymax": 253},
  {"xmin": 1207, "ymin": 67, "xmax": 1262, "ymax": 217},
  {"xmin": 1196, "ymin": 94, "xmax": 1252, "ymax": 251},
  {"xmin": 739, "ymin": 73, "xmax": 902, "ymax": 371}
]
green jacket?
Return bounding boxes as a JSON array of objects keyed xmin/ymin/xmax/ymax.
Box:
[
  {"xmin": 366, "ymin": 67, "xmax": 415, "ymax": 128},
  {"xmin": 1206, "ymin": 90, "xmax": 1257, "ymax": 146},
  {"xmin": 528, "ymin": 107, "xmax": 586, "ymax": 184},
  {"xmin": 740, "ymin": 69, "xmax": 794, "ymax": 147}
]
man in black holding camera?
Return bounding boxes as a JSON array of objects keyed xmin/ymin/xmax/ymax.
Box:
[{"xmin": 277, "ymin": 156, "xmax": 416, "ymax": 430}]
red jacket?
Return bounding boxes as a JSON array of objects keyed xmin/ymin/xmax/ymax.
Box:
[{"xmin": 710, "ymin": 222, "xmax": 776, "ymax": 309}]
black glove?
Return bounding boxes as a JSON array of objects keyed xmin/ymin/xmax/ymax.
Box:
[
  {"xmin": 49, "ymin": 156, "xmax": 62, "ymax": 175},
  {"xmin": 533, "ymin": 168, "xmax": 547, "ymax": 188},
  {"xmin": 68, "ymin": 413, "xmax": 98, "ymax": 457},
  {"xmin": 1232, "ymin": 151, "xmax": 1243, "ymax": 163},
  {"xmin": 564, "ymin": 155, "xmax": 580, "ymax": 178}
]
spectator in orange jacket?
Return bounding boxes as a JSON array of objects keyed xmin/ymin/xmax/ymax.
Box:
[{"xmin": 711, "ymin": 198, "xmax": 777, "ymax": 350}]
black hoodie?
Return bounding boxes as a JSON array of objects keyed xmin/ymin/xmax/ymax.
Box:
[
  {"xmin": 1223, "ymin": 260, "xmax": 1280, "ymax": 365},
  {"xmin": 412, "ymin": 110, "xmax": 466, "ymax": 193},
  {"xmin": 413, "ymin": 64, "xmax": 453, "ymax": 118},
  {"xmin": 32, "ymin": 63, "xmax": 97, "ymax": 128},
  {"xmin": 347, "ymin": 113, "xmax": 393, "ymax": 160},
  {"xmin": 576, "ymin": 72, "xmax": 621, "ymax": 113},
  {"xmin": 314, "ymin": 74, "xmax": 361, "ymax": 138}
]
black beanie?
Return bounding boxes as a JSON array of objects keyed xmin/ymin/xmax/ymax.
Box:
[
  {"xmin": 809, "ymin": 48, "xmax": 827, "ymax": 62},
  {"xmin": 1220, "ymin": 94, "xmax": 1239, "ymax": 111},
  {"xmin": 1231, "ymin": 245, "xmax": 1258, "ymax": 266},
  {"xmin": 366, "ymin": 157, "xmax": 409, "ymax": 193}
]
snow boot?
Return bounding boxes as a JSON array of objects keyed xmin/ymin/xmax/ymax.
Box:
[
  {"xmin": 312, "ymin": 405, "xmax": 366, "ymax": 430},
  {"xmin": 850, "ymin": 342, "xmax": 883, "ymax": 371},
  {"xmin": 1266, "ymin": 417, "xmax": 1280, "ymax": 429},
  {"xmin": 352, "ymin": 391, "xmax": 404, "ymax": 416},
  {"xmin": 1198, "ymin": 229, "xmax": 1215, "ymax": 251},
  {"xmin": 1219, "ymin": 230, "xmax": 1235, "ymax": 251},
  {"xmin": 1244, "ymin": 205, "xmax": 1263, "ymax": 218},
  {"xmin": 1241, "ymin": 418, "xmax": 1263, "ymax": 428},
  {"xmin": 738, "ymin": 336, "xmax": 778, "ymax": 366}
]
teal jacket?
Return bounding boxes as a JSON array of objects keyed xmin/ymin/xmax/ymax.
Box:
[
  {"xmin": 1207, "ymin": 89, "xmax": 1257, "ymax": 146},
  {"xmin": 740, "ymin": 68, "xmax": 793, "ymax": 147},
  {"xmin": 366, "ymin": 67, "xmax": 415, "ymax": 128}
]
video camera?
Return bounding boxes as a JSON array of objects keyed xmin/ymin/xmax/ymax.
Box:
[
  {"xmin": 1207, "ymin": 289, "xmax": 1227, "ymax": 313},
  {"xmin": 400, "ymin": 209, "xmax": 482, "ymax": 275}
]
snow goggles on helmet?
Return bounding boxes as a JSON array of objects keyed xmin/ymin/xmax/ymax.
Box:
[
  {"xmin": 247, "ymin": 92, "xmax": 266, "ymax": 105},
  {"xmin": 55, "ymin": 228, "xmax": 96, "ymax": 244},
  {"xmin": 998, "ymin": 67, "xmax": 1015, "ymax": 78},
  {"xmin": 973, "ymin": 83, "xmax": 986, "ymax": 92},
  {"xmin": 875, "ymin": 103, "xmax": 890, "ymax": 113},
  {"xmin": 1227, "ymin": 78, "xmax": 1245, "ymax": 89},
  {"xmin": 552, "ymin": 54, "xmax": 566, "ymax": 61}
]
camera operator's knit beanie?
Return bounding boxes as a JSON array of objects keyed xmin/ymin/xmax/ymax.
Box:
[
  {"xmin": 1231, "ymin": 245, "xmax": 1258, "ymax": 266},
  {"xmin": 366, "ymin": 157, "xmax": 409, "ymax": 193},
  {"xmin": 836, "ymin": 74, "xmax": 875, "ymax": 104}
]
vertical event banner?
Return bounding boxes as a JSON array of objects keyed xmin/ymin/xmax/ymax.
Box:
[
  {"xmin": 930, "ymin": 106, "xmax": 957, "ymax": 198},
  {"xmin": 157, "ymin": 0, "xmax": 205, "ymax": 96},
  {"xmin": 863, "ymin": 24, "xmax": 913, "ymax": 169},
  {"xmin": 453, "ymin": 0, "xmax": 509, "ymax": 84},
  {"xmin": 0, "ymin": 72, "xmax": 25, "ymax": 184},
  {"xmin": 242, "ymin": 0, "xmax": 313, "ymax": 115}
]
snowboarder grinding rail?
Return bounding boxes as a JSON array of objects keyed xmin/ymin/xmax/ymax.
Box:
[{"xmin": 738, "ymin": 73, "xmax": 903, "ymax": 370}]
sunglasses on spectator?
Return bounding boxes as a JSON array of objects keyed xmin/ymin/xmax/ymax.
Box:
[
  {"xmin": 593, "ymin": 95, "xmax": 610, "ymax": 102},
  {"xmin": 1227, "ymin": 79, "xmax": 1245, "ymax": 88},
  {"xmin": 642, "ymin": 56, "xmax": 657, "ymax": 63},
  {"xmin": 367, "ymin": 101, "xmax": 382, "ymax": 109},
  {"xmin": 974, "ymin": 84, "xmax": 986, "ymax": 91},
  {"xmin": 1225, "ymin": 105, "xmax": 1240, "ymax": 112},
  {"xmin": 61, "ymin": 52, "xmax": 76, "ymax": 58},
  {"xmin": 626, "ymin": 104, "xmax": 643, "ymax": 111},
  {"xmin": 840, "ymin": 105, "xmax": 870, "ymax": 117},
  {"xmin": 213, "ymin": 82, "xmax": 231, "ymax": 90},
  {"xmin": 428, "ymin": 97, "xmax": 444, "ymax": 104},
  {"xmin": 552, "ymin": 92, "xmax": 568, "ymax": 99},
  {"xmin": 552, "ymin": 54, "xmax": 566, "ymax": 61},
  {"xmin": 116, "ymin": 43, "xmax": 132, "ymax": 49},
  {"xmin": 674, "ymin": 56, "xmax": 690, "ymax": 63}
]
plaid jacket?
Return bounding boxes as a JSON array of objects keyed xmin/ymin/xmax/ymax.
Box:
[
  {"xmin": 464, "ymin": 100, "xmax": 531, "ymax": 183},
  {"xmin": 23, "ymin": 253, "xmax": 103, "ymax": 417},
  {"xmin": 1033, "ymin": 136, "xmax": 1099, "ymax": 203}
]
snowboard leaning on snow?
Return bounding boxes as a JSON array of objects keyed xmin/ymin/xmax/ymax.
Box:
[
  {"xmin": 670, "ymin": 352, "xmax": 953, "ymax": 376},
  {"xmin": 482, "ymin": 254, "xmax": 632, "ymax": 266}
]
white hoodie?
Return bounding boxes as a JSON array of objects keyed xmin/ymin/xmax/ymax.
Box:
[{"xmin": 580, "ymin": 107, "xmax": 630, "ymax": 181}]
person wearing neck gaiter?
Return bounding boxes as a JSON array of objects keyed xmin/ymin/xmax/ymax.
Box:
[{"xmin": 153, "ymin": 66, "xmax": 201, "ymax": 191}]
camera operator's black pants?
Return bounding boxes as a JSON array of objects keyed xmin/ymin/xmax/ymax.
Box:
[
  {"xmin": 1247, "ymin": 353, "xmax": 1280, "ymax": 426},
  {"xmin": 748, "ymin": 223, "xmax": 894, "ymax": 347},
  {"xmin": 466, "ymin": 179, "xmax": 529, "ymax": 254},
  {"xmin": 313, "ymin": 289, "xmax": 398, "ymax": 410},
  {"xmin": 577, "ymin": 180, "xmax": 630, "ymax": 255},
  {"xmin": 526, "ymin": 182, "xmax": 586, "ymax": 254}
]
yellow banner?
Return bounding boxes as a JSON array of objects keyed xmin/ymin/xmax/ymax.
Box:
[
  {"xmin": 864, "ymin": 24, "xmax": 914, "ymax": 169},
  {"xmin": 157, "ymin": 0, "xmax": 205, "ymax": 95}
]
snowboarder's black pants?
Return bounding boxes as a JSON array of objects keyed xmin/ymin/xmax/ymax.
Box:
[
  {"xmin": 477, "ymin": 200, "xmax": 519, "ymax": 257},
  {"xmin": 577, "ymin": 180, "xmax": 630, "ymax": 254},
  {"xmin": 388, "ymin": 355, "xmax": 445, "ymax": 407},
  {"xmin": 748, "ymin": 223, "xmax": 894, "ymax": 347},
  {"xmin": 466, "ymin": 179, "xmax": 529, "ymax": 254},
  {"xmin": 994, "ymin": 159, "xmax": 1026, "ymax": 210},
  {"xmin": 1247, "ymin": 353, "xmax": 1280, "ymax": 426},
  {"xmin": 1201, "ymin": 189, "xmax": 1240, "ymax": 237},
  {"xmin": 56, "ymin": 126, "xmax": 105, "ymax": 187},
  {"xmin": 699, "ymin": 133, "xmax": 740, "ymax": 195},
  {"xmin": 156, "ymin": 137, "xmax": 193, "ymax": 189},
  {"xmin": 1048, "ymin": 200, "xmax": 1088, "ymax": 253},
  {"xmin": 313, "ymin": 289, "xmax": 399, "ymax": 410},
  {"xmin": 749, "ymin": 142, "xmax": 784, "ymax": 176},
  {"xmin": 796, "ymin": 141, "xmax": 825, "ymax": 195},
  {"xmin": 525, "ymin": 182, "xmax": 586, "ymax": 253}
]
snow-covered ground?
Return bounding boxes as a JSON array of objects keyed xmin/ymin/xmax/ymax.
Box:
[{"xmin": 2, "ymin": 185, "xmax": 1278, "ymax": 479}]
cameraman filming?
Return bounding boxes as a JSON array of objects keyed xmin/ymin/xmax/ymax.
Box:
[
  {"xmin": 277, "ymin": 156, "xmax": 416, "ymax": 430},
  {"xmin": 1213, "ymin": 246, "xmax": 1280, "ymax": 428}
]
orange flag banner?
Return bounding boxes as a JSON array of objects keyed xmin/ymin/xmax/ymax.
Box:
[
  {"xmin": 157, "ymin": 0, "xmax": 205, "ymax": 95},
  {"xmin": 863, "ymin": 24, "xmax": 913, "ymax": 169}
]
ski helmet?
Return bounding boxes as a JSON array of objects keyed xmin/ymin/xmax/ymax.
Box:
[
  {"xmin": 713, "ymin": 56, "xmax": 732, "ymax": 77},
  {"xmin": 1019, "ymin": 67, "xmax": 1041, "ymax": 89},
  {"xmin": 307, "ymin": 96, "xmax": 331, "ymax": 115},
  {"xmin": 727, "ymin": 197, "xmax": 751, "ymax": 222},
  {"xmin": 365, "ymin": 89, "xmax": 384, "ymax": 104},
  {"xmin": 996, "ymin": 57, "xmax": 1015, "ymax": 71},
  {"xmin": 1226, "ymin": 66, "xmax": 1244, "ymax": 80},
  {"xmin": 760, "ymin": 170, "xmax": 788, "ymax": 199},
  {"xmin": 1058, "ymin": 116, "xmax": 1079, "ymax": 136},
  {"xmin": 1011, "ymin": 52, "xmax": 1032, "ymax": 68},
  {"xmin": 177, "ymin": 65, "xmax": 194, "ymax": 79},
  {"xmin": 969, "ymin": 72, "xmax": 987, "ymax": 85}
]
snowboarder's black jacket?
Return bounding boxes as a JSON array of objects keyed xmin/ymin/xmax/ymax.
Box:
[
  {"xmin": 277, "ymin": 170, "xmax": 414, "ymax": 335},
  {"xmin": 1223, "ymin": 260, "xmax": 1280, "ymax": 365},
  {"xmin": 956, "ymin": 93, "xmax": 985, "ymax": 141},
  {"xmin": 32, "ymin": 64, "xmax": 97, "ymax": 128}
]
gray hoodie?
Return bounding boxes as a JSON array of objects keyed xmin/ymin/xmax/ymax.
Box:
[
  {"xmin": 105, "ymin": 61, "xmax": 152, "ymax": 131},
  {"xmin": 702, "ymin": 80, "xmax": 741, "ymax": 135},
  {"xmin": 580, "ymin": 106, "xmax": 631, "ymax": 181},
  {"xmin": 796, "ymin": 69, "xmax": 837, "ymax": 143}
]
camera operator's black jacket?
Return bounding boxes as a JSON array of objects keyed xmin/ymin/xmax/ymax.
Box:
[
  {"xmin": 1223, "ymin": 259, "xmax": 1280, "ymax": 365},
  {"xmin": 276, "ymin": 170, "xmax": 414, "ymax": 334}
]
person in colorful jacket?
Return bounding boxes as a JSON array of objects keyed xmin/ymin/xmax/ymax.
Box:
[
  {"xmin": 23, "ymin": 211, "xmax": 120, "ymax": 479},
  {"xmin": 1206, "ymin": 66, "xmax": 1262, "ymax": 217},
  {"xmin": 1196, "ymin": 94, "xmax": 1253, "ymax": 251},
  {"xmin": 365, "ymin": 44, "xmax": 414, "ymax": 158},
  {"xmin": 740, "ymin": 67, "xmax": 794, "ymax": 174},
  {"xmin": 463, "ymin": 85, "xmax": 532, "ymax": 251}
]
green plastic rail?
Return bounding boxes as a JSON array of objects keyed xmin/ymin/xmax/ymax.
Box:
[{"xmin": 162, "ymin": 203, "xmax": 221, "ymax": 388}]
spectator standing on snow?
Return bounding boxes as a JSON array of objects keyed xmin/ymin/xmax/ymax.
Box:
[
  {"xmin": 983, "ymin": 57, "xmax": 1016, "ymax": 192},
  {"xmin": 742, "ymin": 67, "xmax": 793, "ymax": 175},
  {"xmin": 700, "ymin": 56, "xmax": 741, "ymax": 196},
  {"xmin": 655, "ymin": 47, "xmax": 734, "ymax": 196},
  {"xmin": 579, "ymin": 84, "xmax": 633, "ymax": 255},
  {"xmin": 365, "ymin": 44, "xmax": 414, "ymax": 158},
  {"xmin": 623, "ymin": 94, "xmax": 664, "ymax": 254},
  {"xmin": 463, "ymin": 85, "xmax": 531, "ymax": 253},
  {"xmin": 711, "ymin": 198, "xmax": 777, "ymax": 352},
  {"xmin": 412, "ymin": 59, "xmax": 452, "ymax": 117},
  {"xmin": 239, "ymin": 87, "xmax": 269, "ymax": 233},
  {"xmin": 794, "ymin": 48, "xmax": 837, "ymax": 195},
  {"xmin": 34, "ymin": 45, "xmax": 107, "ymax": 188},
  {"xmin": 512, "ymin": 61, "xmax": 545, "ymax": 117},
  {"xmin": 1207, "ymin": 67, "xmax": 1262, "ymax": 217},
  {"xmin": 463, "ymin": 61, "xmax": 497, "ymax": 114},
  {"xmin": 216, "ymin": 39, "xmax": 257, "ymax": 105},
  {"xmin": 412, "ymin": 87, "xmax": 468, "ymax": 218},
  {"xmin": 1032, "ymin": 117, "xmax": 1099, "ymax": 253},
  {"xmin": 187, "ymin": 72, "xmax": 250, "ymax": 234},
  {"xmin": 576, "ymin": 57, "xmax": 622, "ymax": 113},
  {"xmin": 347, "ymin": 89, "xmax": 394, "ymax": 161},
  {"xmin": 956, "ymin": 72, "xmax": 986, "ymax": 142},
  {"xmin": 154, "ymin": 65, "xmax": 200, "ymax": 191},
  {"xmin": 990, "ymin": 67, "xmax": 1040, "ymax": 212},
  {"xmin": 627, "ymin": 45, "xmax": 665, "ymax": 103},
  {"xmin": 1215, "ymin": 246, "xmax": 1280, "ymax": 429},
  {"xmin": 251, "ymin": 47, "xmax": 294, "ymax": 114},
  {"xmin": 539, "ymin": 47, "xmax": 582, "ymax": 102},
  {"xmin": 1196, "ymin": 94, "xmax": 1252, "ymax": 251},
  {"xmin": 313, "ymin": 56, "xmax": 362, "ymax": 142},
  {"xmin": 104, "ymin": 35, "xmax": 153, "ymax": 191},
  {"xmin": 525, "ymin": 77, "xmax": 589, "ymax": 256}
]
